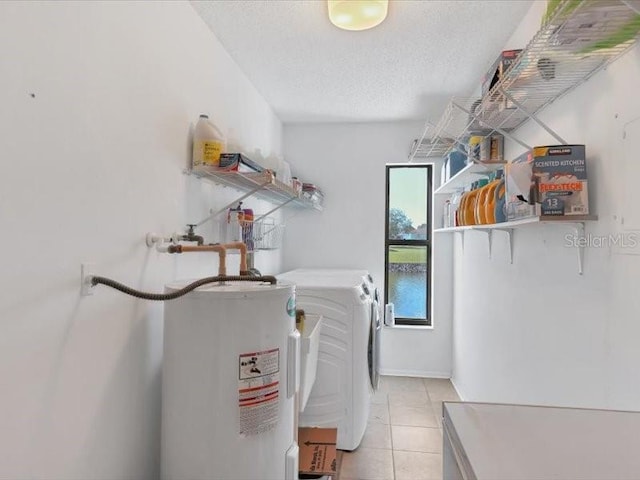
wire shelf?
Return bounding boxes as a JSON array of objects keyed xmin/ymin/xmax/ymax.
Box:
[
  {"xmin": 253, "ymin": 219, "xmax": 285, "ymax": 250},
  {"xmin": 411, "ymin": 0, "xmax": 640, "ymax": 160},
  {"xmin": 480, "ymin": 0, "xmax": 640, "ymax": 132},
  {"xmin": 188, "ymin": 168, "xmax": 323, "ymax": 211},
  {"xmin": 410, "ymin": 98, "xmax": 494, "ymax": 160},
  {"xmin": 411, "ymin": 136, "xmax": 458, "ymax": 159},
  {"xmin": 218, "ymin": 217, "xmax": 284, "ymax": 251}
]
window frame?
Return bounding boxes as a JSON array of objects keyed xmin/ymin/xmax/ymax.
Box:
[{"xmin": 384, "ymin": 163, "xmax": 433, "ymax": 327}]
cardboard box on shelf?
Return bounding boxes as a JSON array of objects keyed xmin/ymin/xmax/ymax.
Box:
[
  {"xmin": 532, "ymin": 145, "xmax": 588, "ymax": 216},
  {"xmin": 444, "ymin": 151, "xmax": 468, "ymax": 181},
  {"xmin": 298, "ymin": 427, "xmax": 338, "ymax": 476},
  {"xmin": 482, "ymin": 49, "xmax": 523, "ymax": 97},
  {"xmin": 480, "ymin": 134, "xmax": 504, "ymax": 163},
  {"xmin": 218, "ymin": 153, "xmax": 264, "ymax": 173},
  {"xmin": 482, "ymin": 49, "xmax": 523, "ymax": 111},
  {"xmin": 505, "ymin": 150, "xmax": 536, "ymax": 221}
]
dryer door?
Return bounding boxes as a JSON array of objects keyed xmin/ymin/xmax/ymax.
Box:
[{"xmin": 368, "ymin": 300, "xmax": 381, "ymax": 391}]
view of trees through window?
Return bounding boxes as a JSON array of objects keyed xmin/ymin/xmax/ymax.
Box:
[{"xmin": 385, "ymin": 165, "xmax": 431, "ymax": 325}]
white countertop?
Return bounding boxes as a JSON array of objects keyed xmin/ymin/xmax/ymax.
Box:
[{"xmin": 444, "ymin": 402, "xmax": 640, "ymax": 480}]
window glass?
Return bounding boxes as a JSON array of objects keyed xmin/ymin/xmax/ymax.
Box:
[
  {"xmin": 385, "ymin": 164, "xmax": 432, "ymax": 326},
  {"xmin": 388, "ymin": 167, "xmax": 428, "ymax": 240},
  {"xmin": 387, "ymin": 245, "xmax": 428, "ymax": 320}
]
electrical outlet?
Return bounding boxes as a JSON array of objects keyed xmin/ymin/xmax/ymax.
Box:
[{"xmin": 81, "ymin": 263, "xmax": 95, "ymax": 296}]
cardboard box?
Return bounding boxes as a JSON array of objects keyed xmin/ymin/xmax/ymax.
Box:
[
  {"xmin": 444, "ymin": 151, "xmax": 467, "ymax": 181},
  {"xmin": 532, "ymin": 145, "xmax": 588, "ymax": 216},
  {"xmin": 505, "ymin": 150, "xmax": 536, "ymax": 221},
  {"xmin": 218, "ymin": 153, "xmax": 264, "ymax": 173},
  {"xmin": 298, "ymin": 427, "xmax": 338, "ymax": 476},
  {"xmin": 482, "ymin": 49, "xmax": 522, "ymax": 111},
  {"xmin": 482, "ymin": 49, "xmax": 522, "ymax": 97},
  {"xmin": 480, "ymin": 134, "xmax": 504, "ymax": 163}
]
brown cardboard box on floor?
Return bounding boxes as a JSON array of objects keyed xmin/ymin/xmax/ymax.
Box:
[{"xmin": 298, "ymin": 427, "xmax": 338, "ymax": 476}]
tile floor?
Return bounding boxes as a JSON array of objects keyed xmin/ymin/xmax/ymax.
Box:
[{"xmin": 338, "ymin": 376, "xmax": 460, "ymax": 480}]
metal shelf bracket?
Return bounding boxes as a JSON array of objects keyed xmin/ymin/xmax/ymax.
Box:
[
  {"xmin": 572, "ymin": 222, "xmax": 586, "ymax": 275},
  {"xmin": 472, "ymin": 229, "xmax": 492, "ymax": 259},
  {"xmin": 253, "ymin": 197, "xmax": 297, "ymax": 223},
  {"xmin": 493, "ymin": 228, "xmax": 514, "ymax": 264},
  {"xmin": 424, "ymin": 121, "xmax": 471, "ymax": 159},
  {"xmin": 198, "ymin": 180, "xmax": 271, "ymax": 228},
  {"xmin": 451, "ymin": 101, "xmax": 531, "ymax": 151},
  {"xmin": 499, "ymin": 89, "xmax": 567, "ymax": 145},
  {"xmin": 457, "ymin": 230, "xmax": 465, "ymax": 253}
]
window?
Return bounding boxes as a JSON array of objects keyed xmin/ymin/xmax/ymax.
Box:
[{"xmin": 384, "ymin": 164, "xmax": 432, "ymax": 326}]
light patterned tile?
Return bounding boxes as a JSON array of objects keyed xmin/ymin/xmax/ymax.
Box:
[
  {"xmin": 369, "ymin": 403, "xmax": 390, "ymax": 424},
  {"xmin": 423, "ymin": 378, "xmax": 460, "ymax": 402},
  {"xmin": 340, "ymin": 447, "xmax": 394, "ymax": 480},
  {"xmin": 422, "ymin": 378, "xmax": 452, "ymax": 389},
  {"xmin": 431, "ymin": 400, "xmax": 445, "ymax": 427},
  {"xmin": 393, "ymin": 450, "xmax": 442, "ymax": 480},
  {"xmin": 379, "ymin": 375, "xmax": 427, "ymax": 393},
  {"xmin": 360, "ymin": 422, "xmax": 392, "ymax": 450},
  {"xmin": 390, "ymin": 405, "xmax": 438, "ymax": 428},
  {"xmin": 371, "ymin": 388, "xmax": 389, "ymax": 405},
  {"xmin": 388, "ymin": 390, "xmax": 430, "ymax": 408},
  {"xmin": 392, "ymin": 425, "xmax": 442, "ymax": 453}
]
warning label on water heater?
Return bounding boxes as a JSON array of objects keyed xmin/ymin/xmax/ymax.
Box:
[{"xmin": 238, "ymin": 348, "xmax": 280, "ymax": 436}]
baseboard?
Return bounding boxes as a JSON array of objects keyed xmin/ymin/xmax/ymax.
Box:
[
  {"xmin": 379, "ymin": 368, "xmax": 452, "ymax": 379},
  {"xmin": 449, "ymin": 377, "xmax": 466, "ymax": 401}
]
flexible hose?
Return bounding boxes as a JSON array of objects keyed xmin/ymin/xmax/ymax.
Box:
[{"xmin": 90, "ymin": 275, "xmax": 277, "ymax": 301}]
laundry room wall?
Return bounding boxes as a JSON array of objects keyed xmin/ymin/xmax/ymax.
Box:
[
  {"xmin": 0, "ymin": 2, "xmax": 283, "ymax": 478},
  {"xmin": 283, "ymin": 122, "xmax": 453, "ymax": 378},
  {"xmin": 451, "ymin": 1, "xmax": 640, "ymax": 410}
]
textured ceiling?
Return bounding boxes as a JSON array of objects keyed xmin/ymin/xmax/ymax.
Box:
[{"xmin": 191, "ymin": 0, "xmax": 533, "ymax": 123}]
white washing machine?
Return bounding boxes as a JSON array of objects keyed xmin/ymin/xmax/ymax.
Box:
[
  {"xmin": 278, "ymin": 269, "xmax": 381, "ymax": 451},
  {"xmin": 282, "ymin": 269, "xmax": 382, "ymax": 392}
]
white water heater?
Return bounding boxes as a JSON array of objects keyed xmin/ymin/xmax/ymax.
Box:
[{"xmin": 161, "ymin": 280, "xmax": 299, "ymax": 480}]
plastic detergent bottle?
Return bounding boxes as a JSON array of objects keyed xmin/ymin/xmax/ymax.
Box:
[{"xmin": 192, "ymin": 114, "xmax": 226, "ymax": 170}]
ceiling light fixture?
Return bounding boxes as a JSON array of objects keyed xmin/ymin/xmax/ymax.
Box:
[{"xmin": 328, "ymin": 0, "xmax": 388, "ymax": 31}]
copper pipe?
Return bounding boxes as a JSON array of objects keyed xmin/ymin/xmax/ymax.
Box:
[
  {"xmin": 168, "ymin": 244, "xmax": 227, "ymax": 276},
  {"xmin": 223, "ymin": 242, "xmax": 248, "ymax": 275}
]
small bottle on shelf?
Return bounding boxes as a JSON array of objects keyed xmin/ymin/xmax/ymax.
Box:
[
  {"xmin": 443, "ymin": 200, "xmax": 451, "ymax": 228},
  {"xmin": 449, "ymin": 191, "xmax": 462, "ymax": 227}
]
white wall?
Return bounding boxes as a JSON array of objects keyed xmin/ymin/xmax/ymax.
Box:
[
  {"xmin": 451, "ymin": 1, "xmax": 640, "ymax": 410},
  {"xmin": 283, "ymin": 122, "xmax": 453, "ymax": 377},
  {"xmin": 0, "ymin": 2, "xmax": 283, "ymax": 478}
]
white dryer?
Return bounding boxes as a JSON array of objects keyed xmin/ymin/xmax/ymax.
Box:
[
  {"xmin": 278, "ymin": 269, "xmax": 381, "ymax": 451},
  {"xmin": 282, "ymin": 269, "xmax": 382, "ymax": 392}
]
